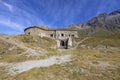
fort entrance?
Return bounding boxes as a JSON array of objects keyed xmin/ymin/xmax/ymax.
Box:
[{"xmin": 60, "ymin": 39, "xmax": 69, "ymax": 49}]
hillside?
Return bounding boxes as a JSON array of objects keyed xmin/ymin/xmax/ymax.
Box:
[
  {"xmin": 76, "ymin": 28, "xmax": 120, "ymax": 49},
  {"xmin": 0, "ymin": 33, "xmax": 120, "ymax": 80},
  {"xmin": 69, "ymin": 9, "xmax": 120, "ymax": 36},
  {"xmin": 0, "ymin": 34, "xmax": 57, "ymax": 62},
  {"xmin": 73, "ymin": 9, "xmax": 120, "ymax": 49}
]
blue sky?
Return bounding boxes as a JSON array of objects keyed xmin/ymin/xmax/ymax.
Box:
[{"xmin": 0, "ymin": 0, "xmax": 120, "ymax": 34}]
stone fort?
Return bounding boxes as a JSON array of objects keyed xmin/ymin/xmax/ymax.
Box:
[{"xmin": 24, "ymin": 26, "xmax": 78, "ymax": 49}]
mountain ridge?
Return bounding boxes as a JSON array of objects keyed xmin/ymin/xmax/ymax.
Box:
[{"xmin": 68, "ymin": 9, "xmax": 120, "ymax": 36}]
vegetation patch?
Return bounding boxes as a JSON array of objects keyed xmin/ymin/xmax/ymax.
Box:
[{"xmin": 0, "ymin": 49, "xmax": 119, "ymax": 80}]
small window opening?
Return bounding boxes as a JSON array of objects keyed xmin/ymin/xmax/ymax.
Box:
[
  {"xmin": 61, "ymin": 34, "xmax": 64, "ymax": 37},
  {"xmin": 50, "ymin": 34, "xmax": 53, "ymax": 37},
  {"xmin": 72, "ymin": 34, "xmax": 74, "ymax": 37},
  {"xmin": 28, "ymin": 32, "xmax": 30, "ymax": 35},
  {"xmin": 69, "ymin": 34, "xmax": 70, "ymax": 37}
]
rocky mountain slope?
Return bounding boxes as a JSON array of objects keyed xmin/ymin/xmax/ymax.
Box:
[{"xmin": 69, "ymin": 9, "xmax": 120, "ymax": 36}]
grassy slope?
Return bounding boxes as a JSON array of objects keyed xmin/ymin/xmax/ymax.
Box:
[
  {"xmin": 78, "ymin": 28, "xmax": 92, "ymax": 37},
  {"xmin": 1, "ymin": 49, "xmax": 120, "ymax": 80},
  {"xmin": 0, "ymin": 38, "xmax": 25, "ymax": 62},
  {"xmin": 109, "ymin": 32, "xmax": 120, "ymax": 39},
  {"xmin": 0, "ymin": 33, "xmax": 120, "ymax": 80},
  {"xmin": 0, "ymin": 38, "xmax": 13, "ymax": 53},
  {"xmin": 0, "ymin": 35, "xmax": 57, "ymax": 62},
  {"xmin": 76, "ymin": 29, "xmax": 120, "ymax": 47},
  {"xmin": 13, "ymin": 34, "xmax": 57, "ymax": 49},
  {"xmin": 91, "ymin": 29, "xmax": 113, "ymax": 38}
]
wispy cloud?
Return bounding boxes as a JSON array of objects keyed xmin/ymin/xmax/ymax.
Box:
[
  {"xmin": 0, "ymin": 0, "xmax": 13, "ymax": 12},
  {"xmin": 39, "ymin": 0, "xmax": 87, "ymax": 27},
  {"xmin": 0, "ymin": 16, "xmax": 23, "ymax": 31},
  {"xmin": 0, "ymin": 0, "xmax": 45, "ymax": 34},
  {"xmin": 0, "ymin": 0, "xmax": 120, "ymax": 34}
]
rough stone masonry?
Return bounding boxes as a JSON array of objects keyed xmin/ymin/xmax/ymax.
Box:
[{"xmin": 24, "ymin": 26, "xmax": 78, "ymax": 49}]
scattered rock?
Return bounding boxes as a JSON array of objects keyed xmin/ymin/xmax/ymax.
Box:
[{"xmin": 89, "ymin": 61, "xmax": 110, "ymax": 68}]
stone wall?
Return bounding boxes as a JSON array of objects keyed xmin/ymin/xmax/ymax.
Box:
[
  {"xmin": 55, "ymin": 30, "xmax": 77, "ymax": 39},
  {"xmin": 24, "ymin": 26, "xmax": 78, "ymax": 48},
  {"xmin": 25, "ymin": 27, "xmax": 48, "ymax": 37}
]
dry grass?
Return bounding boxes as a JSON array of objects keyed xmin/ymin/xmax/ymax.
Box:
[
  {"xmin": 75, "ymin": 37, "xmax": 120, "ymax": 47},
  {"xmin": 13, "ymin": 34, "xmax": 57, "ymax": 49},
  {"xmin": 0, "ymin": 49, "xmax": 119, "ymax": 80},
  {"xmin": 0, "ymin": 35, "xmax": 120, "ymax": 80},
  {"xmin": 0, "ymin": 35, "xmax": 58, "ymax": 62}
]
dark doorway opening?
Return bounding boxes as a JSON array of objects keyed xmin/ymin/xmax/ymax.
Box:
[
  {"xmin": 60, "ymin": 39, "xmax": 69, "ymax": 49},
  {"xmin": 60, "ymin": 40, "xmax": 65, "ymax": 46},
  {"xmin": 72, "ymin": 34, "xmax": 74, "ymax": 37}
]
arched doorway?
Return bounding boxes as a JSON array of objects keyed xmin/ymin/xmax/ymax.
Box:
[{"xmin": 60, "ymin": 39, "xmax": 69, "ymax": 49}]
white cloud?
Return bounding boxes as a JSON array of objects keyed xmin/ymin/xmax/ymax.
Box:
[
  {"xmin": 0, "ymin": 17, "xmax": 24, "ymax": 31},
  {"xmin": 0, "ymin": 0, "xmax": 13, "ymax": 12}
]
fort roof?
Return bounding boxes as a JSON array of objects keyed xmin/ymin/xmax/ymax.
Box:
[{"xmin": 24, "ymin": 26, "xmax": 77, "ymax": 31}]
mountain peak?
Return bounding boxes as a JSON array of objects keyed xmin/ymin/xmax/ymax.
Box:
[
  {"xmin": 69, "ymin": 9, "xmax": 120, "ymax": 35},
  {"xmin": 98, "ymin": 13, "xmax": 108, "ymax": 16},
  {"xmin": 109, "ymin": 9, "xmax": 120, "ymax": 15}
]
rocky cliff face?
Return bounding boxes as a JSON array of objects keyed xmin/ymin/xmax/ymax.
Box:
[{"xmin": 69, "ymin": 9, "xmax": 120, "ymax": 35}]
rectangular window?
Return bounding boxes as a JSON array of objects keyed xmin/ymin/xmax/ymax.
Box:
[
  {"xmin": 50, "ymin": 34, "xmax": 53, "ymax": 37},
  {"xmin": 61, "ymin": 34, "xmax": 64, "ymax": 37}
]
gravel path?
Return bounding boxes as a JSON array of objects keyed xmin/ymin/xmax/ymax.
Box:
[
  {"xmin": 74, "ymin": 37, "xmax": 90, "ymax": 49},
  {"xmin": 2, "ymin": 55, "xmax": 71, "ymax": 75}
]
